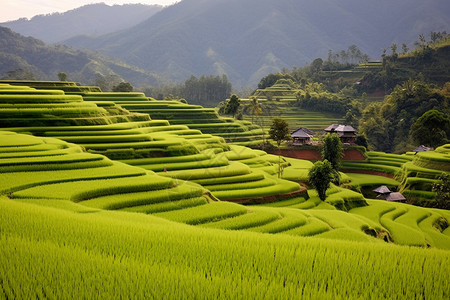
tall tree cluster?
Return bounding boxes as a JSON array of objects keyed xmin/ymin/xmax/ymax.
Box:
[
  {"xmin": 323, "ymin": 45, "xmax": 370, "ymax": 70},
  {"xmin": 182, "ymin": 75, "xmax": 232, "ymax": 107},
  {"xmin": 143, "ymin": 75, "xmax": 232, "ymax": 107},
  {"xmin": 359, "ymin": 79, "xmax": 450, "ymax": 152},
  {"xmin": 321, "ymin": 133, "xmax": 343, "ymax": 184}
]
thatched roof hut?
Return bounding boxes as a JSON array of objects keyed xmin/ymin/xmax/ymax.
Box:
[
  {"xmin": 291, "ymin": 127, "xmax": 313, "ymax": 145},
  {"xmin": 373, "ymin": 185, "xmax": 391, "ymax": 194},
  {"xmin": 385, "ymin": 192, "xmax": 407, "ymax": 202}
]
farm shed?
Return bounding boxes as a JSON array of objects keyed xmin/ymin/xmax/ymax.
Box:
[
  {"xmin": 384, "ymin": 192, "xmax": 407, "ymax": 202},
  {"xmin": 413, "ymin": 145, "xmax": 434, "ymax": 153},
  {"xmin": 373, "ymin": 185, "xmax": 391, "ymax": 195},
  {"xmin": 324, "ymin": 124, "xmax": 357, "ymax": 144},
  {"xmin": 291, "ymin": 127, "xmax": 314, "ymax": 145}
]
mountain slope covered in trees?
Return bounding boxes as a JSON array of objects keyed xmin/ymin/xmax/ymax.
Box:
[
  {"xmin": 63, "ymin": 0, "xmax": 450, "ymax": 87},
  {"xmin": 0, "ymin": 3, "xmax": 163, "ymax": 44},
  {"xmin": 0, "ymin": 26, "xmax": 159, "ymax": 87}
]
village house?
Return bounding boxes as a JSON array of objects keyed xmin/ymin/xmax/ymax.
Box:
[
  {"xmin": 291, "ymin": 127, "xmax": 314, "ymax": 145},
  {"xmin": 324, "ymin": 124, "xmax": 357, "ymax": 144}
]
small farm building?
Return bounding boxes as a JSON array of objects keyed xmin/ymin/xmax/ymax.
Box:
[
  {"xmin": 413, "ymin": 145, "xmax": 434, "ymax": 153},
  {"xmin": 291, "ymin": 127, "xmax": 314, "ymax": 145},
  {"xmin": 324, "ymin": 124, "xmax": 357, "ymax": 144},
  {"xmin": 373, "ymin": 185, "xmax": 391, "ymax": 195}
]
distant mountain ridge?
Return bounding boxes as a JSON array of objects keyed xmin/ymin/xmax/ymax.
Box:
[
  {"xmin": 62, "ymin": 0, "xmax": 450, "ymax": 87},
  {"xmin": 0, "ymin": 3, "xmax": 163, "ymax": 44},
  {"xmin": 0, "ymin": 26, "xmax": 159, "ymax": 87}
]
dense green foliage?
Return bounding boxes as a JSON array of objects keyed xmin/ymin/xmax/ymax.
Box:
[
  {"xmin": 146, "ymin": 75, "xmax": 232, "ymax": 107},
  {"xmin": 269, "ymin": 117, "xmax": 290, "ymax": 147},
  {"xmin": 221, "ymin": 94, "xmax": 240, "ymax": 118},
  {"xmin": 432, "ymin": 173, "xmax": 450, "ymax": 210},
  {"xmin": 112, "ymin": 81, "xmax": 133, "ymax": 92},
  {"xmin": 251, "ymin": 34, "xmax": 449, "ymax": 154},
  {"xmin": 322, "ymin": 133, "xmax": 343, "ymax": 181},
  {"xmin": 359, "ymin": 80, "xmax": 450, "ymax": 152},
  {"xmin": 410, "ymin": 109, "xmax": 450, "ymax": 148},
  {"xmin": 308, "ymin": 160, "xmax": 333, "ymax": 201}
]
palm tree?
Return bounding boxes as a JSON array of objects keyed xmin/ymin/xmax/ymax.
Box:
[{"xmin": 248, "ymin": 97, "xmax": 262, "ymax": 124}]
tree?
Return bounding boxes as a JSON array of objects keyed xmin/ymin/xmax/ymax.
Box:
[
  {"xmin": 269, "ymin": 117, "xmax": 290, "ymax": 148},
  {"xmin": 58, "ymin": 72, "xmax": 67, "ymax": 81},
  {"xmin": 355, "ymin": 134, "xmax": 368, "ymax": 148},
  {"xmin": 2, "ymin": 68, "xmax": 36, "ymax": 80},
  {"xmin": 269, "ymin": 117, "xmax": 291, "ymax": 178},
  {"xmin": 94, "ymin": 73, "xmax": 122, "ymax": 92},
  {"xmin": 409, "ymin": 110, "xmax": 450, "ymax": 148},
  {"xmin": 247, "ymin": 97, "xmax": 262, "ymax": 123},
  {"xmin": 321, "ymin": 133, "xmax": 343, "ymax": 183},
  {"xmin": 310, "ymin": 58, "xmax": 323, "ymax": 74},
  {"xmin": 112, "ymin": 81, "xmax": 133, "ymax": 92},
  {"xmin": 401, "ymin": 43, "xmax": 409, "ymax": 54},
  {"xmin": 224, "ymin": 94, "xmax": 240, "ymax": 118},
  {"xmin": 432, "ymin": 173, "xmax": 450, "ymax": 209},
  {"xmin": 183, "ymin": 74, "xmax": 232, "ymax": 107},
  {"xmin": 308, "ymin": 160, "xmax": 333, "ymax": 201},
  {"xmin": 390, "ymin": 43, "xmax": 398, "ymax": 59},
  {"xmin": 344, "ymin": 111, "xmax": 358, "ymax": 128}
]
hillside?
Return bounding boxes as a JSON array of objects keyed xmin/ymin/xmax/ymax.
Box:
[
  {"xmin": 0, "ymin": 26, "xmax": 159, "ymax": 87},
  {"xmin": 1, "ymin": 129, "xmax": 449, "ymax": 298},
  {"xmin": 63, "ymin": 0, "xmax": 450, "ymax": 87},
  {"xmin": 0, "ymin": 82, "xmax": 449, "ymax": 298},
  {"xmin": 0, "ymin": 3, "xmax": 163, "ymax": 44}
]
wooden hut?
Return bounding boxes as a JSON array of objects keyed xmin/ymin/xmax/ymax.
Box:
[
  {"xmin": 413, "ymin": 145, "xmax": 434, "ymax": 153},
  {"xmin": 324, "ymin": 124, "xmax": 357, "ymax": 144},
  {"xmin": 291, "ymin": 127, "xmax": 314, "ymax": 145},
  {"xmin": 385, "ymin": 192, "xmax": 407, "ymax": 202},
  {"xmin": 373, "ymin": 185, "xmax": 391, "ymax": 195}
]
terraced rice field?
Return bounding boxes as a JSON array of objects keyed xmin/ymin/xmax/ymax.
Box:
[
  {"xmin": 342, "ymin": 148, "xmax": 450, "ymax": 204},
  {"xmin": 241, "ymin": 100, "xmax": 344, "ymax": 131},
  {"xmin": 1, "ymin": 131, "xmax": 448, "ymax": 249},
  {"xmin": 81, "ymin": 93, "xmax": 265, "ymax": 146},
  {"xmin": 240, "ymin": 83, "xmax": 344, "ymax": 132},
  {"xmin": 0, "ymin": 83, "xmax": 304, "ymax": 203},
  {"xmin": 0, "ymin": 81, "xmax": 449, "ymax": 298}
]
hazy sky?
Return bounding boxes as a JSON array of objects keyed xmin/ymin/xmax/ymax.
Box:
[{"xmin": 0, "ymin": 0, "xmax": 179, "ymax": 22}]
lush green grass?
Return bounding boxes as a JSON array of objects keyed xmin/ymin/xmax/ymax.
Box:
[
  {"xmin": 351, "ymin": 200, "xmax": 450, "ymax": 249},
  {"xmin": 346, "ymin": 173, "xmax": 400, "ymax": 188},
  {"xmin": 1, "ymin": 197, "xmax": 449, "ymax": 299}
]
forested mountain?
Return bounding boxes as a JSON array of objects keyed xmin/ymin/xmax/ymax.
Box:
[
  {"xmin": 0, "ymin": 26, "xmax": 159, "ymax": 88},
  {"xmin": 0, "ymin": 3, "xmax": 163, "ymax": 44},
  {"xmin": 62, "ymin": 0, "xmax": 450, "ymax": 87}
]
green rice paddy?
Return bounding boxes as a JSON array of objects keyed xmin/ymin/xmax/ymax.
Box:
[{"xmin": 0, "ymin": 81, "xmax": 449, "ymax": 299}]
